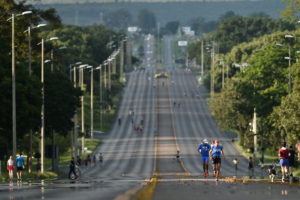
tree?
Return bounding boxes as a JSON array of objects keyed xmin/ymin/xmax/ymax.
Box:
[
  {"xmin": 103, "ymin": 8, "xmax": 132, "ymax": 31},
  {"xmin": 248, "ymin": 11, "xmax": 269, "ymax": 18},
  {"xmin": 136, "ymin": 8, "xmax": 156, "ymax": 34},
  {"xmin": 280, "ymin": 0, "xmax": 300, "ymax": 24},
  {"xmin": 219, "ymin": 11, "xmax": 237, "ymax": 20},
  {"xmin": 162, "ymin": 21, "xmax": 179, "ymax": 35},
  {"xmin": 44, "ymin": 70, "xmax": 81, "ymax": 135}
]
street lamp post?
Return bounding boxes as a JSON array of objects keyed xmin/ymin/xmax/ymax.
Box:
[
  {"xmin": 79, "ymin": 64, "xmax": 90, "ymax": 154},
  {"xmin": 69, "ymin": 62, "xmax": 82, "ymax": 158},
  {"xmin": 201, "ymin": 40, "xmax": 204, "ymax": 77},
  {"xmin": 120, "ymin": 40, "xmax": 125, "ymax": 81},
  {"xmin": 50, "ymin": 46, "xmax": 67, "ymax": 72},
  {"xmin": 8, "ymin": 10, "xmax": 32, "ymax": 171},
  {"xmin": 95, "ymin": 65, "xmax": 102, "ymax": 131},
  {"xmin": 276, "ymin": 42, "xmax": 294, "ymax": 93},
  {"xmin": 38, "ymin": 36, "xmax": 59, "ymax": 173},
  {"xmin": 89, "ymin": 66, "xmax": 94, "ymax": 140}
]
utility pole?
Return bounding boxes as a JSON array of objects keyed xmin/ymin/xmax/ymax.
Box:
[
  {"xmin": 99, "ymin": 66, "xmax": 103, "ymax": 131},
  {"xmin": 80, "ymin": 68, "xmax": 85, "ymax": 155},
  {"xmin": 210, "ymin": 45, "xmax": 215, "ymax": 96},
  {"xmin": 90, "ymin": 67, "xmax": 94, "ymax": 140},
  {"xmin": 126, "ymin": 38, "xmax": 132, "ymax": 70},
  {"xmin": 253, "ymin": 107, "xmax": 258, "ymax": 163},
  {"xmin": 157, "ymin": 23, "xmax": 160, "ymax": 64},
  {"xmin": 11, "ymin": 13, "xmax": 17, "ymax": 169},
  {"xmin": 222, "ymin": 61, "xmax": 225, "ymax": 89},
  {"xmin": 104, "ymin": 63, "xmax": 107, "ymax": 89},
  {"xmin": 27, "ymin": 26, "xmax": 33, "ymax": 173},
  {"xmin": 288, "ymin": 46, "xmax": 291, "ymax": 92},
  {"xmin": 41, "ymin": 38, "xmax": 45, "ymax": 173},
  {"xmin": 112, "ymin": 57, "xmax": 116, "ymax": 74},
  {"xmin": 120, "ymin": 40, "xmax": 124, "ymax": 81},
  {"xmin": 108, "ymin": 59, "xmax": 111, "ymax": 91},
  {"xmin": 73, "ymin": 67, "xmax": 78, "ymax": 158},
  {"xmin": 201, "ymin": 40, "xmax": 204, "ymax": 76}
]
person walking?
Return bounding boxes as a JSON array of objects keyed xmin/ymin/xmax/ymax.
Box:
[
  {"xmin": 99, "ymin": 153, "xmax": 103, "ymax": 163},
  {"xmin": 68, "ymin": 157, "xmax": 77, "ymax": 179},
  {"xmin": 279, "ymin": 142, "xmax": 290, "ymax": 182},
  {"xmin": 16, "ymin": 153, "xmax": 25, "ymax": 181},
  {"xmin": 233, "ymin": 158, "xmax": 238, "ymax": 177},
  {"xmin": 36, "ymin": 159, "xmax": 41, "ymax": 179},
  {"xmin": 288, "ymin": 145, "xmax": 296, "ymax": 177},
  {"xmin": 198, "ymin": 139, "xmax": 211, "ymax": 177},
  {"xmin": 76, "ymin": 156, "xmax": 82, "ymax": 166},
  {"xmin": 209, "ymin": 140, "xmax": 225, "ymax": 181},
  {"xmin": 248, "ymin": 157, "xmax": 254, "ymax": 179},
  {"xmin": 7, "ymin": 156, "xmax": 14, "ymax": 182}
]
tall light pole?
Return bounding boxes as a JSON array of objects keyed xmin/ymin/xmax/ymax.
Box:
[
  {"xmin": 38, "ymin": 36, "xmax": 58, "ymax": 173},
  {"xmin": 50, "ymin": 46, "xmax": 67, "ymax": 72},
  {"xmin": 24, "ymin": 23, "xmax": 46, "ymax": 173},
  {"xmin": 276, "ymin": 41, "xmax": 294, "ymax": 93},
  {"xmin": 89, "ymin": 66, "xmax": 94, "ymax": 140},
  {"xmin": 7, "ymin": 11, "xmax": 32, "ymax": 169},
  {"xmin": 120, "ymin": 40, "xmax": 125, "ymax": 81},
  {"xmin": 79, "ymin": 64, "xmax": 90, "ymax": 154},
  {"xmin": 95, "ymin": 65, "xmax": 102, "ymax": 131},
  {"xmin": 108, "ymin": 58, "xmax": 111, "ymax": 91},
  {"xmin": 201, "ymin": 40, "xmax": 204, "ymax": 77},
  {"xmin": 126, "ymin": 37, "xmax": 132, "ymax": 70},
  {"xmin": 210, "ymin": 45, "xmax": 215, "ymax": 96},
  {"xmin": 70, "ymin": 62, "xmax": 82, "ymax": 158}
]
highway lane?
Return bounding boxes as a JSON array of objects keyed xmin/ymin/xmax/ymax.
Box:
[
  {"xmin": 153, "ymin": 35, "xmax": 300, "ymax": 200},
  {"xmin": 0, "ymin": 35, "xmax": 156, "ymax": 200},
  {"xmin": 162, "ymin": 35, "xmax": 252, "ymax": 178}
]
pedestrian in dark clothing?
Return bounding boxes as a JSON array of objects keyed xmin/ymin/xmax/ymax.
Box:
[
  {"xmin": 289, "ymin": 146, "xmax": 296, "ymax": 176},
  {"xmin": 93, "ymin": 154, "xmax": 96, "ymax": 165},
  {"xmin": 248, "ymin": 157, "xmax": 254, "ymax": 178},
  {"xmin": 69, "ymin": 157, "xmax": 77, "ymax": 179},
  {"xmin": 76, "ymin": 156, "xmax": 82, "ymax": 166},
  {"xmin": 87, "ymin": 155, "xmax": 91, "ymax": 165}
]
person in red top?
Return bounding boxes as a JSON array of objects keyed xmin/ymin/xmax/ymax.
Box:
[{"xmin": 278, "ymin": 142, "xmax": 290, "ymax": 182}]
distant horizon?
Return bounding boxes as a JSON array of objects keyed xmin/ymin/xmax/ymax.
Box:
[{"xmin": 26, "ymin": 0, "xmax": 275, "ymax": 5}]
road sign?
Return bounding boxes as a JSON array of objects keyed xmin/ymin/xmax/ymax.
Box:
[
  {"xmin": 178, "ymin": 41, "xmax": 188, "ymax": 46},
  {"xmin": 296, "ymin": 142, "xmax": 300, "ymax": 152}
]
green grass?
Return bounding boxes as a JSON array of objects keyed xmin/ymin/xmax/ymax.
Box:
[{"xmin": 234, "ymin": 139, "xmax": 278, "ymax": 164}]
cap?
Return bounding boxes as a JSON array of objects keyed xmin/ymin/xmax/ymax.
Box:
[{"xmin": 203, "ymin": 139, "xmax": 209, "ymax": 144}]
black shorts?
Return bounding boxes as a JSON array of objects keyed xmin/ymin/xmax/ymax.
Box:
[
  {"xmin": 289, "ymin": 160, "xmax": 295, "ymax": 167},
  {"xmin": 17, "ymin": 166, "xmax": 23, "ymax": 171},
  {"xmin": 212, "ymin": 157, "xmax": 221, "ymax": 164}
]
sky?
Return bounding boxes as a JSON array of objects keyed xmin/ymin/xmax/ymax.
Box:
[{"xmin": 27, "ymin": 0, "xmax": 266, "ymax": 4}]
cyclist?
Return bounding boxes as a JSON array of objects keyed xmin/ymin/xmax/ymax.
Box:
[
  {"xmin": 279, "ymin": 142, "xmax": 290, "ymax": 182},
  {"xmin": 198, "ymin": 139, "xmax": 211, "ymax": 177},
  {"xmin": 209, "ymin": 140, "xmax": 225, "ymax": 181}
]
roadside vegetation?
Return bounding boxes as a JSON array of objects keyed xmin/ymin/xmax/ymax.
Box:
[
  {"xmin": 186, "ymin": 0, "xmax": 300, "ymax": 173},
  {"xmin": 0, "ymin": 0, "xmax": 133, "ymax": 179}
]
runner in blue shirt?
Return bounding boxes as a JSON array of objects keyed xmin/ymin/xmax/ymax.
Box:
[
  {"xmin": 209, "ymin": 140, "xmax": 225, "ymax": 181},
  {"xmin": 16, "ymin": 153, "xmax": 25, "ymax": 181},
  {"xmin": 198, "ymin": 139, "xmax": 211, "ymax": 177}
]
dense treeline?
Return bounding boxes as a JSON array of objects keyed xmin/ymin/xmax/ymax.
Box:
[
  {"xmin": 187, "ymin": 14, "xmax": 300, "ymax": 151},
  {"xmin": 0, "ymin": 0, "xmax": 121, "ymax": 156}
]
